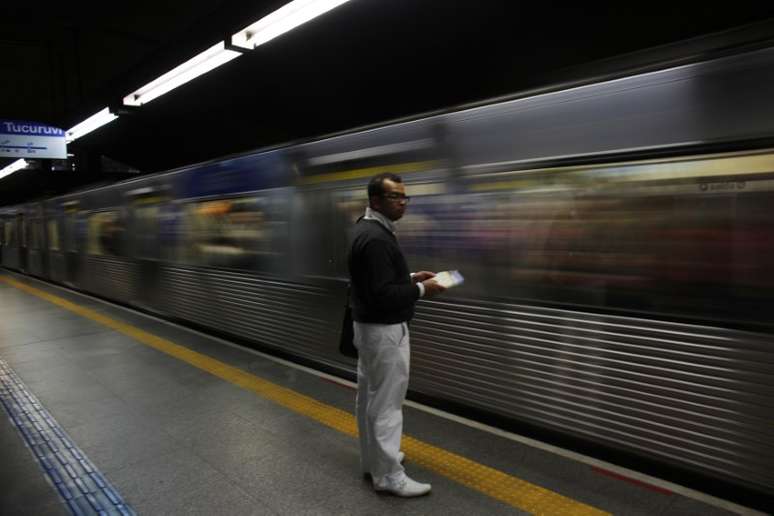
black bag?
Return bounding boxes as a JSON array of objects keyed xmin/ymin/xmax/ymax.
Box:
[
  {"xmin": 339, "ymin": 307, "xmax": 357, "ymax": 359},
  {"xmin": 339, "ymin": 287, "xmax": 358, "ymax": 359}
]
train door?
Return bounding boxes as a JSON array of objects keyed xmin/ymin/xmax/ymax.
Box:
[
  {"xmin": 129, "ymin": 191, "xmax": 162, "ymax": 310},
  {"xmin": 46, "ymin": 210, "xmax": 65, "ymax": 283},
  {"xmin": 18, "ymin": 213, "xmax": 27, "ymax": 272},
  {"xmin": 63, "ymin": 202, "xmax": 81, "ymax": 287},
  {"xmin": 0, "ymin": 218, "xmax": 5, "ymax": 267},
  {"xmin": 2, "ymin": 216, "xmax": 20, "ymax": 269},
  {"xmin": 27, "ymin": 216, "xmax": 44, "ymax": 278},
  {"xmin": 39, "ymin": 213, "xmax": 51, "ymax": 280}
]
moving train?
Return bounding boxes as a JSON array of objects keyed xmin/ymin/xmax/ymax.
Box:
[{"xmin": 3, "ymin": 46, "xmax": 774, "ymax": 496}]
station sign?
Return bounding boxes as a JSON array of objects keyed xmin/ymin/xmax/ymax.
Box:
[{"xmin": 0, "ymin": 119, "xmax": 66, "ymax": 159}]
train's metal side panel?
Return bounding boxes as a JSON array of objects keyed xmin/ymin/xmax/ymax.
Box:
[
  {"xmin": 48, "ymin": 251, "xmax": 66, "ymax": 284},
  {"xmin": 409, "ymin": 298, "xmax": 774, "ymax": 491},
  {"xmin": 2, "ymin": 247, "xmax": 19, "ymax": 270},
  {"xmin": 157, "ymin": 265, "xmax": 346, "ymax": 367},
  {"xmin": 448, "ymin": 47, "xmax": 774, "ymax": 169},
  {"xmin": 83, "ymin": 256, "xmax": 139, "ymax": 303},
  {"xmin": 26, "ymin": 249, "xmax": 44, "ymax": 278}
]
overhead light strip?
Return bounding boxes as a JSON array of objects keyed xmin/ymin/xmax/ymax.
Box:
[
  {"xmin": 0, "ymin": 159, "xmax": 29, "ymax": 180},
  {"xmin": 66, "ymin": 108, "xmax": 118, "ymax": 143},
  {"xmin": 231, "ymin": 0, "xmax": 352, "ymax": 50},
  {"xmin": 122, "ymin": 1, "xmax": 352, "ymax": 108},
  {"xmin": 123, "ymin": 42, "xmax": 241, "ymax": 107}
]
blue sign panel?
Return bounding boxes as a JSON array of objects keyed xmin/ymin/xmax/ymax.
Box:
[
  {"xmin": 1, "ymin": 120, "xmax": 67, "ymax": 159},
  {"xmin": 182, "ymin": 150, "xmax": 290, "ymax": 199}
]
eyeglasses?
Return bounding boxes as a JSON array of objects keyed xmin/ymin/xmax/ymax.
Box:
[{"xmin": 382, "ymin": 193, "xmax": 411, "ymax": 203}]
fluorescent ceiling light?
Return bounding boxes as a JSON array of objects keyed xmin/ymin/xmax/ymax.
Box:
[
  {"xmin": 232, "ymin": 0, "xmax": 352, "ymax": 50},
  {"xmin": 0, "ymin": 159, "xmax": 29, "ymax": 180},
  {"xmin": 66, "ymin": 108, "xmax": 118, "ymax": 143},
  {"xmin": 123, "ymin": 42, "xmax": 241, "ymax": 107},
  {"xmin": 121, "ymin": 1, "xmax": 350, "ymax": 108}
]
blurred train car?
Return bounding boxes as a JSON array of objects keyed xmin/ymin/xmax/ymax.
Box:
[{"xmin": 3, "ymin": 46, "xmax": 774, "ymax": 496}]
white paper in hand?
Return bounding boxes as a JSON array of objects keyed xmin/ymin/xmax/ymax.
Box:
[{"xmin": 433, "ymin": 270, "xmax": 464, "ymax": 288}]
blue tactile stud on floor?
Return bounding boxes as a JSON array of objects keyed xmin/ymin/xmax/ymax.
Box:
[{"xmin": 0, "ymin": 358, "xmax": 135, "ymax": 516}]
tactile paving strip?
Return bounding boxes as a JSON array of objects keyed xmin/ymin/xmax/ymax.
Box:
[{"xmin": 0, "ymin": 358, "xmax": 135, "ymax": 516}]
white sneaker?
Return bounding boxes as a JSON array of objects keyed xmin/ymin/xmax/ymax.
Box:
[{"xmin": 373, "ymin": 474, "xmax": 431, "ymax": 497}]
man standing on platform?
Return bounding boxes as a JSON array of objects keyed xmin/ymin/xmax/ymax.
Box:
[{"xmin": 347, "ymin": 172, "xmax": 446, "ymax": 497}]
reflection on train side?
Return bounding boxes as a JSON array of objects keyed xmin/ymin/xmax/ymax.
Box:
[
  {"xmin": 441, "ymin": 153, "xmax": 774, "ymax": 323},
  {"xmin": 88, "ymin": 211, "xmax": 123, "ymax": 256},
  {"xmin": 178, "ymin": 196, "xmax": 289, "ymax": 273}
]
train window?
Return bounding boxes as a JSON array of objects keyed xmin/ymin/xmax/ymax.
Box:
[
  {"xmin": 87, "ymin": 211, "xmax": 124, "ymax": 256},
  {"xmin": 181, "ymin": 197, "xmax": 282, "ymax": 270},
  {"xmin": 48, "ymin": 220, "xmax": 60, "ymax": 251}
]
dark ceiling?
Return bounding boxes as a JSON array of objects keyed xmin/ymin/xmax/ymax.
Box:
[{"xmin": 3, "ymin": 1, "xmax": 774, "ymax": 205}]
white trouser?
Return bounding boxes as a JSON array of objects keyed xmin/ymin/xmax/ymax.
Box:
[{"xmin": 353, "ymin": 321, "xmax": 410, "ymax": 483}]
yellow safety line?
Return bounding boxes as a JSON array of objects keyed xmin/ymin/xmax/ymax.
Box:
[
  {"xmin": 296, "ymin": 160, "xmax": 438, "ymax": 186},
  {"xmin": 0, "ymin": 274, "xmax": 609, "ymax": 516}
]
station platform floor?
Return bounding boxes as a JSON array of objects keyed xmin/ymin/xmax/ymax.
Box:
[{"xmin": 0, "ymin": 269, "xmax": 766, "ymax": 516}]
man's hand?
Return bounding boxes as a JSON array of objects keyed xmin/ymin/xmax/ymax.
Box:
[
  {"xmin": 413, "ymin": 271, "xmax": 435, "ymax": 283},
  {"xmin": 421, "ymin": 279, "xmax": 447, "ymax": 298}
]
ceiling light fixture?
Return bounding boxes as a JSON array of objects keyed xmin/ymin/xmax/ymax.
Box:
[
  {"xmin": 231, "ymin": 0, "xmax": 352, "ymax": 50},
  {"xmin": 0, "ymin": 159, "xmax": 29, "ymax": 180},
  {"xmin": 123, "ymin": 42, "xmax": 241, "ymax": 107},
  {"xmin": 66, "ymin": 108, "xmax": 119, "ymax": 143},
  {"xmin": 122, "ymin": 1, "xmax": 352, "ymax": 107}
]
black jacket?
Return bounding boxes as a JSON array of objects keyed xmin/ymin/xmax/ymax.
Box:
[{"xmin": 347, "ymin": 218, "xmax": 419, "ymax": 323}]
